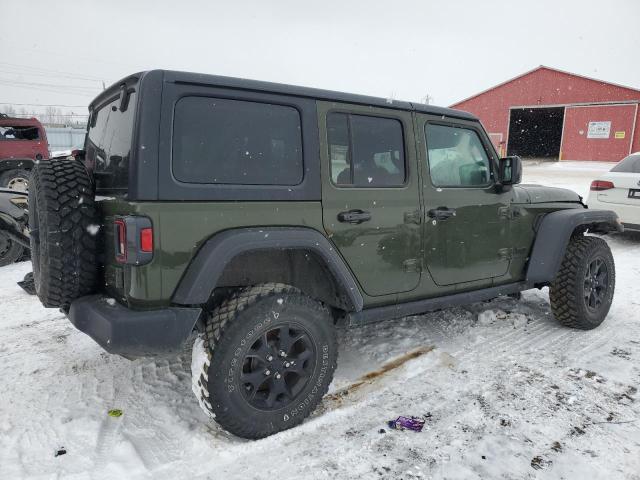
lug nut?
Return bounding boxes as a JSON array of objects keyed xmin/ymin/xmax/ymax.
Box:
[
  {"xmin": 264, "ymin": 369, "xmax": 271, "ymax": 375},
  {"xmin": 266, "ymin": 355, "xmax": 273, "ymax": 362},
  {"xmin": 279, "ymin": 350, "xmax": 287, "ymax": 357},
  {"xmin": 284, "ymin": 362, "xmax": 290, "ymax": 368},
  {"xmin": 275, "ymin": 373, "xmax": 282, "ymax": 379}
]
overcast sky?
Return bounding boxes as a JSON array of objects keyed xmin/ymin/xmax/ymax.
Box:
[{"xmin": 1, "ymin": 0, "xmax": 639, "ymax": 119}]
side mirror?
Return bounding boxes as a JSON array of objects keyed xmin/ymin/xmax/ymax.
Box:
[{"xmin": 498, "ymin": 155, "xmax": 522, "ymax": 186}]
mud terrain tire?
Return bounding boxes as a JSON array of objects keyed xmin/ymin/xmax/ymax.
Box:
[
  {"xmin": 550, "ymin": 235, "xmax": 615, "ymax": 330},
  {"xmin": 28, "ymin": 160, "xmax": 98, "ymax": 308},
  {"xmin": 192, "ymin": 283, "xmax": 337, "ymax": 439}
]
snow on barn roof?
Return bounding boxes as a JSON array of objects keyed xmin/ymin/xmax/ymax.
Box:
[{"xmin": 450, "ymin": 65, "xmax": 640, "ymax": 108}]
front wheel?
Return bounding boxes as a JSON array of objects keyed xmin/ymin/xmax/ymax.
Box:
[
  {"xmin": 549, "ymin": 235, "xmax": 615, "ymax": 330},
  {"xmin": 191, "ymin": 283, "xmax": 337, "ymax": 439}
]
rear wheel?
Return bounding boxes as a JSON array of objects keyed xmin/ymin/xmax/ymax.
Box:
[
  {"xmin": 549, "ymin": 235, "xmax": 615, "ymax": 330},
  {"xmin": 28, "ymin": 160, "xmax": 99, "ymax": 308},
  {"xmin": 0, "ymin": 169, "xmax": 31, "ymax": 192},
  {"xmin": 191, "ymin": 283, "xmax": 337, "ymax": 439}
]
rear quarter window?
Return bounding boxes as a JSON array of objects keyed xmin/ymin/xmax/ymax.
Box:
[
  {"xmin": 611, "ymin": 155, "xmax": 640, "ymax": 173},
  {"xmin": 85, "ymin": 91, "xmax": 137, "ymax": 193},
  {"xmin": 172, "ymin": 97, "xmax": 303, "ymax": 185}
]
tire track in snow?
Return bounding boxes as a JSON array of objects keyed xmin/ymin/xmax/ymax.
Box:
[
  {"xmin": 121, "ymin": 361, "xmax": 186, "ymax": 472},
  {"xmin": 322, "ymin": 309, "xmax": 620, "ymax": 426},
  {"xmin": 92, "ymin": 374, "xmax": 134, "ymax": 474},
  {"xmin": 452, "ymin": 322, "xmax": 549, "ymax": 360}
]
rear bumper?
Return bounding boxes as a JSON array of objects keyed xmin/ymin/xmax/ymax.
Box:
[
  {"xmin": 587, "ymin": 196, "xmax": 640, "ymax": 227},
  {"xmin": 68, "ymin": 295, "xmax": 202, "ymax": 358}
]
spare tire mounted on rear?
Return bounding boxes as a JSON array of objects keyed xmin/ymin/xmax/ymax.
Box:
[{"xmin": 29, "ymin": 160, "xmax": 99, "ymax": 309}]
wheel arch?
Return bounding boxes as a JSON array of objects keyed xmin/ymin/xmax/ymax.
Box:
[
  {"xmin": 0, "ymin": 159, "xmax": 34, "ymax": 173},
  {"xmin": 526, "ymin": 208, "xmax": 622, "ymax": 286},
  {"xmin": 171, "ymin": 227, "xmax": 364, "ymax": 312}
]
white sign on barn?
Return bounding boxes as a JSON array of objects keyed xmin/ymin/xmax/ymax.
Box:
[{"xmin": 587, "ymin": 121, "xmax": 611, "ymax": 139}]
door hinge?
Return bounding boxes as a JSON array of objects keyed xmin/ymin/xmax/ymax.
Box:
[
  {"xmin": 402, "ymin": 258, "xmax": 421, "ymax": 273},
  {"xmin": 498, "ymin": 206, "xmax": 522, "ymax": 220},
  {"xmin": 497, "ymin": 247, "xmax": 514, "ymax": 260},
  {"xmin": 404, "ymin": 210, "xmax": 422, "ymax": 224},
  {"xmin": 498, "ymin": 246, "xmax": 527, "ymax": 260}
]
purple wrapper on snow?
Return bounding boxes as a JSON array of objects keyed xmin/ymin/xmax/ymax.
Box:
[{"xmin": 387, "ymin": 416, "xmax": 425, "ymax": 432}]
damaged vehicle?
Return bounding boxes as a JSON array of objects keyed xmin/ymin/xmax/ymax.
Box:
[
  {"xmin": 27, "ymin": 70, "xmax": 622, "ymax": 439},
  {"xmin": 0, "ymin": 115, "xmax": 48, "ymax": 266},
  {"xmin": 0, "ymin": 114, "xmax": 49, "ymax": 192},
  {"xmin": 0, "ymin": 188, "xmax": 29, "ymax": 267}
]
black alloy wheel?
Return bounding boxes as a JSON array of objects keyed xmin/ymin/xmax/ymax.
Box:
[
  {"xmin": 583, "ymin": 257, "xmax": 609, "ymax": 312},
  {"xmin": 192, "ymin": 284, "xmax": 338, "ymax": 439},
  {"xmin": 239, "ymin": 324, "xmax": 315, "ymax": 411},
  {"xmin": 550, "ymin": 235, "xmax": 615, "ymax": 330}
]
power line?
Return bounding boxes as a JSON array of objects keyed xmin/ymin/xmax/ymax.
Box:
[
  {"xmin": 0, "ymin": 61, "xmax": 107, "ymax": 82},
  {"xmin": 0, "ymin": 82, "xmax": 98, "ymax": 98},
  {"xmin": 8, "ymin": 113, "xmax": 89, "ymax": 118},
  {"xmin": 0, "ymin": 78, "xmax": 99, "ymax": 91},
  {"xmin": 0, "ymin": 69, "xmax": 106, "ymax": 85},
  {"xmin": 0, "ymin": 102, "xmax": 88, "ymax": 108}
]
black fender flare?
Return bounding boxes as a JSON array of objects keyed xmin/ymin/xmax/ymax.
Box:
[
  {"xmin": 171, "ymin": 227, "xmax": 364, "ymax": 311},
  {"xmin": 0, "ymin": 158, "xmax": 35, "ymax": 173},
  {"xmin": 526, "ymin": 208, "xmax": 622, "ymax": 285}
]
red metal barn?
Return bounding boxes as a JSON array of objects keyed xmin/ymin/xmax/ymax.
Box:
[{"xmin": 450, "ymin": 66, "xmax": 640, "ymax": 161}]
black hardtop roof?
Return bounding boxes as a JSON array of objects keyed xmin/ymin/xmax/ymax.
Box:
[{"xmin": 93, "ymin": 70, "xmax": 477, "ymax": 121}]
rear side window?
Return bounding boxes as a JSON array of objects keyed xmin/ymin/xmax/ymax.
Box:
[
  {"xmin": 425, "ymin": 123, "xmax": 492, "ymax": 187},
  {"xmin": 0, "ymin": 125, "xmax": 40, "ymax": 140},
  {"xmin": 85, "ymin": 91, "xmax": 137, "ymax": 193},
  {"xmin": 611, "ymin": 154, "xmax": 640, "ymax": 173},
  {"xmin": 172, "ymin": 97, "xmax": 303, "ymax": 185},
  {"xmin": 327, "ymin": 112, "xmax": 405, "ymax": 187}
]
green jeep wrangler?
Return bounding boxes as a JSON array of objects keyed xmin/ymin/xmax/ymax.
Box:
[{"xmin": 28, "ymin": 70, "xmax": 621, "ymax": 439}]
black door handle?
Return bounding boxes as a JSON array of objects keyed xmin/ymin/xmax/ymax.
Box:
[
  {"xmin": 337, "ymin": 209, "xmax": 372, "ymax": 224},
  {"xmin": 427, "ymin": 207, "xmax": 456, "ymax": 221}
]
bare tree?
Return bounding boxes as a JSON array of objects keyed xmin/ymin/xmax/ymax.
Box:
[
  {"xmin": 1, "ymin": 104, "xmax": 17, "ymax": 116},
  {"xmin": 421, "ymin": 93, "xmax": 434, "ymax": 105}
]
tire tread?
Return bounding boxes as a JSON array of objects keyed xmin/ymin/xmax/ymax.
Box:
[
  {"xmin": 549, "ymin": 235, "xmax": 614, "ymax": 330},
  {"xmin": 29, "ymin": 160, "xmax": 98, "ymax": 308},
  {"xmin": 193, "ymin": 283, "xmax": 337, "ymax": 439}
]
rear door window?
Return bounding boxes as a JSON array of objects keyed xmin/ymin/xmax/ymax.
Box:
[
  {"xmin": 172, "ymin": 97, "xmax": 303, "ymax": 185},
  {"xmin": 327, "ymin": 112, "xmax": 405, "ymax": 187},
  {"xmin": 85, "ymin": 91, "xmax": 137, "ymax": 193}
]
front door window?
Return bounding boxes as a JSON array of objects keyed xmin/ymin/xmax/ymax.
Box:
[{"xmin": 426, "ymin": 123, "xmax": 492, "ymax": 188}]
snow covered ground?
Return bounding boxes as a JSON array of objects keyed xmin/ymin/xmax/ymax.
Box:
[{"xmin": 1, "ymin": 162, "xmax": 639, "ymax": 480}]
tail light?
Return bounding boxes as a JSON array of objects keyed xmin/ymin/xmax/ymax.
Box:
[
  {"xmin": 140, "ymin": 227, "xmax": 153, "ymax": 253},
  {"xmin": 590, "ymin": 180, "xmax": 615, "ymax": 191},
  {"xmin": 114, "ymin": 219, "xmax": 127, "ymax": 263},
  {"xmin": 113, "ymin": 216, "xmax": 153, "ymax": 265}
]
